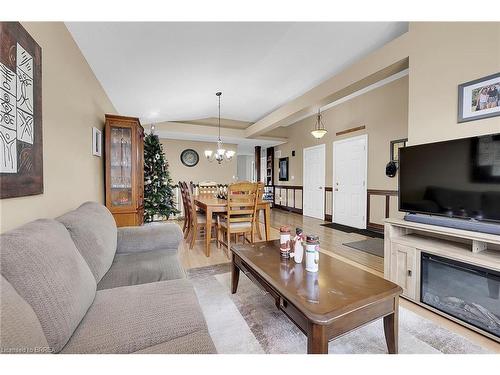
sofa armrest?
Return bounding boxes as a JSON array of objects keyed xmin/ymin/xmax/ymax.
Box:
[{"xmin": 116, "ymin": 223, "xmax": 183, "ymax": 255}]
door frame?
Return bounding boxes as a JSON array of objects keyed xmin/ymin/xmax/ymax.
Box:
[
  {"xmin": 332, "ymin": 134, "xmax": 368, "ymax": 228},
  {"xmin": 303, "ymin": 143, "xmax": 326, "ymax": 220}
]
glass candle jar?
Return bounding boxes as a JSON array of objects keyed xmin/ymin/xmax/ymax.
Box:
[
  {"xmin": 279, "ymin": 225, "xmax": 291, "ymax": 258},
  {"xmin": 305, "ymin": 234, "xmax": 320, "ymax": 272},
  {"xmin": 292, "ymin": 227, "xmax": 305, "ymax": 263}
]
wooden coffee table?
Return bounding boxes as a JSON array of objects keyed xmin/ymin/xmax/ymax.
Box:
[{"xmin": 231, "ymin": 240, "xmax": 402, "ymax": 354}]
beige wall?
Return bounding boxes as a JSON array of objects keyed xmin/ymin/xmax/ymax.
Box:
[
  {"xmin": 159, "ymin": 138, "xmax": 237, "ymax": 184},
  {"xmin": 408, "ymin": 22, "xmax": 500, "ymax": 145},
  {"xmin": 2, "ymin": 22, "xmax": 497, "ymax": 232},
  {"xmin": 274, "ymin": 76, "xmax": 409, "ymax": 191},
  {"xmin": 269, "ymin": 22, "xmax": 499, "ymax": 225},
  {"xmin": 0, "ymin": 22, "xmax": 115, "ymax": 233},
  {"xmin": 247, "ymin": 33, "xmax": 411, "ymax": 137},
  {"xmin": 256, "ymin": 22, "xmax": 499, "ymax": 144}
]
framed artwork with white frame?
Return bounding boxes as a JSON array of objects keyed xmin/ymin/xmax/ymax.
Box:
[{"xmin": 92, "ymin": 126, "xmax": 102, "ymax": 157}]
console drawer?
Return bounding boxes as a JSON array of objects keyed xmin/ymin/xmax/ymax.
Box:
[{"xmin": 235, "ymin": 257, "xmax": 281, "ymax": 304}]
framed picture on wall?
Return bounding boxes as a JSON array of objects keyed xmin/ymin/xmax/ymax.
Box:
[
  {"xmin": 390, "ymin": 138, "xmax": 407, "ymax": 162},
  {"xmin": 458, "ymin": 72, "xmax": 500, "ymax": 123},
  {"xmin": 92, "ymin": 127, "xmax": 102, "ymax": 157},
  {"xmin": 278, "ymin": 157, "xmax": 289, "ymax": 181}
]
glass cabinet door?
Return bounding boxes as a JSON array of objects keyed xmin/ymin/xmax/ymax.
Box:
[{"xmin": 110, "ymin": 126, "xmax": 133, "ymax": 207}]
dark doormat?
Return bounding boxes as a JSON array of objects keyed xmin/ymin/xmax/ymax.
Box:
[
  {"xmin": 320, "ymin": 222, "xmax": 384, "ymax": 239},
  {"xmin": 343, "ymin": 238, "xmax": 385, "ymax": 258}
]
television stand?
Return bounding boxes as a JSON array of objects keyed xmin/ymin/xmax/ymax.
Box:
[
  {"xmin": 404, "ymin": 213, "xmax": 500, "ymax": 236},
  {"xmin": 384, "ymin": 217, "xmax": 500, "ymax": 342}
]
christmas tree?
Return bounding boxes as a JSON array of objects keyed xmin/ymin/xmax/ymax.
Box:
[{"xmin": 143, "ymin": 132, "xmax": 179, "ymax": 222}]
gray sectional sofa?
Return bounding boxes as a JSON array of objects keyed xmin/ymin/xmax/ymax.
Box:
[{"xmin": 0, "ymin": 202, "xmax": 216, "ymax": 354}]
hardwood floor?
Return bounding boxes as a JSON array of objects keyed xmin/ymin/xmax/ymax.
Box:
[
  {"xmin": 174, "ymin": 208, "xmax": 499, "ymax": 353},
  {"xmin": 178, "ymin": 220, "xmax": 280, "ymax": 270},
  {"xmin": 179, "ymin": 209, "xmax": 383, "ymax": 271},
  {"xmin": 268, "ymin": 209, "xmax": 384, "ymax": 273}
]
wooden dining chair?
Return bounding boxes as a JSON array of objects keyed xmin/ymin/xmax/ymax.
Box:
[
  {"xmin": 216, "ymin": 181, "xmax": 259, "ymax": 257},
  {"xmin": 179, "ymin": 181, "xmax": 191, "ymax": 239},
  {"xmin": 255, "ymin": 182, "xmax": 264, "ymax": 240},
  {"xmin": 198, "ymin": 181, "xmax": 218, "ymax": 196},
  {"xmin": 185, "ymin": 182, "xmax": 217, "ymax": 249}
]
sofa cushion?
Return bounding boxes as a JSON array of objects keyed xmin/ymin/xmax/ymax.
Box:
[
  {"xmin": 61, "ymin": 279, "xmax": 213, "ymax": 354},
  {"xmin": 97, "ymin": 249, "xmax": 186, "ymax": 290},
  {"xmin": 116, "ymin": 223, "xmax": 183, "ymax": 254},
  {"xmin": 134, "ymin": 330, "xmax": 216, "ymax": 354},
  {"xmin": 0, "ymin": 219, "xmax": 96, "ymax": 353},
  {"xmin": 0, "ymin": 276, "xmax": 50, "ymax": 354},
  {"xmin": 57, "ymin": 201, "xmax": 117, "ymax": 282}
]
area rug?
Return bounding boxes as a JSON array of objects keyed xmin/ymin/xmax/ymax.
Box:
[
  {"xmin": 187, "ymin": 263, "xmax": 490, "ymax": 354},
  {"xmin": 320, "ymin": 222, "xmax": 384, "ymax": 239},
  {"xmin": 343, "ymin": 238, "xmax": 385, "ymax": 258}
]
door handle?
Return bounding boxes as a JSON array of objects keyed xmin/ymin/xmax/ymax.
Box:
[
  {"xmin": 334, "ymin": 188, "xmax": 338, "ymax": 191},
  {"xmin": 318, "ymin": 186, "xmax": 323, "ymax": 190},
  {"xmin": 407, "ymin": 270, "xmax": 412, "ymax": 277}
]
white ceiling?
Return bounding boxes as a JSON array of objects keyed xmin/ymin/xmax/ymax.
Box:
[{"xmin": 66, "ymin": 22, "xmax": 408, "ymax": 124}]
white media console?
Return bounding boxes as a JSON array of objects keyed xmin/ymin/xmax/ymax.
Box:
[{"xmin": 384, "ymin": 217, "xmax": 500, "ymax": 342}]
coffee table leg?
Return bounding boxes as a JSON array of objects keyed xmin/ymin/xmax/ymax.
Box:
[
  {"xmin": 383, "ymin": 297, "xmax": 399, "ymax": 354},
  {"xmin": 231, "ymin": 254, "xmax": 240, "ymax": 294},
  {"xmin": 307, "ymin": 324, "xmax": 328, "ymax": 354}
]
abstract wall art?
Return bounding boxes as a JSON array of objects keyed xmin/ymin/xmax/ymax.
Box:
[{"xmin": 0, "ymin": 22, "xmax": 42, "ymax": 198}]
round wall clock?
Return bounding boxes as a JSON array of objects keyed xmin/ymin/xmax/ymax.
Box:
[{"xmin": 180, "ymin": 149, "xmax": 199, "ymax": 167}]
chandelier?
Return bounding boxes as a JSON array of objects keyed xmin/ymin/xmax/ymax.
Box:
[
  {"xmin": 204, "ymin": 92, "xmax": 235, "ymax": 164},
  {"xmin": 311, "ymin": 107, "xmax": 328, "ymax": 139}
]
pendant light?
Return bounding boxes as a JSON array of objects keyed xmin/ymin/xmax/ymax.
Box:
[
  {"xmin": 204, "ymin": 92, "xmax": 235, "ymax": 164},
  {"xmin": 311, "ymin": 108, "xmax": 327, "ymax": 139}
]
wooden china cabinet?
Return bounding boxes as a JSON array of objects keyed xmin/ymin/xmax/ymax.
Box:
[{"xmin": 104, "ymin": 114, "xmax": 145, "ymax": 227}]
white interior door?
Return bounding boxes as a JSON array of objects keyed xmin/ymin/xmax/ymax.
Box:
[
  {"xmin": 333, "ymin": 134, "xmax": 367, "ymax": 229},
  {"xmin": 303, "ymin": 144, "xmax": 325, "ymax": 219}
]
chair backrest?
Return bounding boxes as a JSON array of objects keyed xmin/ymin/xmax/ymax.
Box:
[
  {"xmin": 178, "ymin": 181, "xmax": 189, "ymax": 221},
  {"xmin": 183, "ymin": 181, "xmax": 200, "ymax": 225},
  {"xmin": 257, "ymin": 182, "xmax": 264, "ymax": 201},
  {"xmin": 178, "ymin": 181, "xmax": 184, "ymax": 211},
  {"xmin": 199, "ymin": 181, "xmax": 217, "ymax": 186},
  {"xmin": 198, "ymin": 181, "xmax": 218, "ymax": 196},
  {"xmin": 226, "ymin": 182, "xmax": 259, "ymax": 226}
]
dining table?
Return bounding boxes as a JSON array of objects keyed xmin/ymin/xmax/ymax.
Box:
[{"xmin": 194, "ymin": 195, "xmax": 272, "ymax": 257}]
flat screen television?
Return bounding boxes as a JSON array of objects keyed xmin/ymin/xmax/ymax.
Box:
[{"xmin": 399, "ymin": 133, "xmax": 500, "ymax": 224}]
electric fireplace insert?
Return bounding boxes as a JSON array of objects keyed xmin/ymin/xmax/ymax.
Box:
[{"xmin": 421, "ymin": 252, "xmax": 500, "ymax": 338}]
